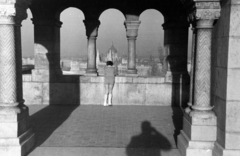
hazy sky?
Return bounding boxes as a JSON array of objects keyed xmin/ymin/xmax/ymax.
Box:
[{"xmin": 21, "ymin": 8, "xmax": 191, "ymax": 58}]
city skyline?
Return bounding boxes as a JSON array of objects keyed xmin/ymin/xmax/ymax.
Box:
[{"xmin": 21, "ymin": 8, "xmax": 165, "ymax": 58}]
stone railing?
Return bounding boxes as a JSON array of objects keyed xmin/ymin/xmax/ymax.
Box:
[{"xmin": 22, "ymin": 74, "xmax": 189, "ymax": 106}]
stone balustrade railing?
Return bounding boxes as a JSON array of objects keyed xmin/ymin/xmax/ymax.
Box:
[{"xmin": 22, "ymin": 74, "xmax": 189, "ymax": 106}]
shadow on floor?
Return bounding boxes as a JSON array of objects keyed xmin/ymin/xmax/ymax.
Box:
[
  {"xmin": 126, "ymin": 121, "xmax": 172, "ymax": 156},
  {"xmin": 171, "ymin": 107, "xmax": 184, "ymax": 146},
  {"xmin": 28, "ymin": 105, "xmax": 78, "ymax": 153},
  {"xmin": 171, "ymin": 72, "xmax": 189, "ymax": 145}
]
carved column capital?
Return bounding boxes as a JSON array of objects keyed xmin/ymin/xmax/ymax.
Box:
[
  {"xmin": 187, "ymin": 1, "xmax": 221, "ymax": 28},
  {"xmin": 83, "ymin": 19, "xmax": 100, "ymax": 38},
  {"xmin": 0, "ymin": 0, "xmax": 30, "ymax": 25},
  {"xmin": 124, "ymin": 20, "xmax": 141, "ymax": 38},
  {"xmin": 0, "ymin": 1, "xmax": 16, "ymax": 24}
]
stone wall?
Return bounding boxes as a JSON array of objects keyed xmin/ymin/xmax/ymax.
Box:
[
  {"xmin": 212, "ymin": 0, "xmax": 240, "ymax": 155},
  {"xmin": 22, "ymin": 74, "xmax": 189, "ymax": 106}
]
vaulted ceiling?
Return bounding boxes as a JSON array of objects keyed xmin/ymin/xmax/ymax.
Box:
[{"xmin": 29, "ymin": 0, "xmax": 188, "ymax": 21}]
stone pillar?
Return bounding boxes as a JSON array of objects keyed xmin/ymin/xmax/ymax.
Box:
[
  {"xmin": 177, "ymin": 1, "xmax": 221, "ymax": 156},
  {"xmin": 192, "ymin": 20, "xmax": 215, "ymax": 112},
  {"xmin": 32, "ymin": 18, "xmax": 62, "ymax": 81},
  {"xmin": 162, "ymin": 20, "xmax": 189, "ymax": 82},
  {"xmin": 124, "ymin": 21, "xmax": 141, "ymax": 76},
  {"xmin": 0, "ymin": 2, "xmax": 35, "ymax": 156},
  {"xmin": 162, "ymin": 19, "xmax": 189, "ymax": 107},
  {"xmin": 83, "ymin": 19, "xmax": 100, "ymax": 76},
  {"xmin": 185, "ymin": 27, "xmax": 196, "ymax": 113},
  {"xmin": 212, "ymin": 1, "xmax": 240, "ymax": 155}
]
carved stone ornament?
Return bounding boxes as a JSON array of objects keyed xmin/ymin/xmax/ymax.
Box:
[
  {"xmin": 195, "ymin": 9, "xmax": 220, "ymax": 19},
  {"xmin": 0, "ymin": 5, "xmax": 15, "ymax": 16},
  {"xmin": 124, "ymin": 20, "xmax": 141, "ymax": 38},
  {"xmin": 0, "ymin": 0, "xmax": 16, "ymax": 5},
  {"xmin": 188, "ymin": 1, "xmax": 221, "ymax": 22},
  {"xmin": 83, "ymin": 20, "xmax": 101, "ymax": 38},
  {"xmin": 195, "ymin": 1, "xmax": 220, "ymax": 9},
  {"xmin": 0, "ymin": 0, "xmax": 30, "ymax": 24}
]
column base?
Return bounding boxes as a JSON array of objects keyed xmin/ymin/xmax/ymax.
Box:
[
  {"xmin": 213, "ymin": 142, "xmax": 240, "ymax": 156},
  {"xmin": 178, "ymin": 130, "xmax": 214, "ymax": 156},
  {"xmin": 125, "ymin": 73, "xmax": 138, "ymax": 77},
  {"xmin": 0, "ymin": 128, "xmax": 35, "ymax": 156},
  {"xmin": 177, "ymin": 112, "xmax": 217, "ymax": 156},
  {"xmin": 85, "ymin": 73, "xmax": 98, "ymax": 76},
  {"xmin": 0, "ymin": 106, "xmax": 35, "ymax": 156},
  {"xmin": 85, "ymin": 68, "xmax": 98, "ymax": 76},
  {"xmin": 126, "ymin": 69, "xmax": 138, "ymax": 75}
]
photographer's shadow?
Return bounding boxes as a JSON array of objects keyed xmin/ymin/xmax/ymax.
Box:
[{"xmin": 126, "ymin": 121, "xmax": 171, "ymax": 156}]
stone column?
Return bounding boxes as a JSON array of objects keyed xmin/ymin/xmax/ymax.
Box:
[
  {"xmin": 177, "ymin": 1, "xmax": 221, "ymax": 156},
  {"xmin": 32, "ymin": 18, "xmax": 62, "ymax": 81},
  {"xmin": 162, "ymin": 19, "xmax": 189, "ymax": 107},
  {"xmin": 15, "ymin": 16, "xmax": 25, "ymax": 108},
  {"xmin": 0, "ymin": 2, "xmax": 35, "ymax": 156},
  {"xmin": 162, "ymin": 20, "xmax": 189, "ymax": 82},
  {"xmin": 83, "ymin": 19, "xmax": 100, "ymax": 76},
  {"xmin": 191, "ymin": 20, "xmax": 215, "ymax": 113},
  {"xmin": 185, "ymin": 27, "xmax": 196, "ymax": 113},
  {"xmin": 124, "ymin": 21, "xmax": 141, "ymax": 75}
]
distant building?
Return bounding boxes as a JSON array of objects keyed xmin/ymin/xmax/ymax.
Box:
[
  {"xmin": 121, "ymin": 57, "xmax": 127, "ymax": 65},
  {"xmin": 117, "ymin": 63, "xmax": 127, "ymax": 75},
  {"xmin": 106, "ymin": 44, "xmax": 121, "ymax": 75},
  {"xmin": 137, "ymin": 65, "xmax": 152, "ymax": 77},
  {"xmin": 106, "ymin": 44, "xmax": 118, "ymax": 65},
  {"xmin": 70, "ymin": 61, "xmax": 80, "ymax": 73},
  {"xmin": 22, "ymin": 57, "xmax": 35, "ymax": 65}
]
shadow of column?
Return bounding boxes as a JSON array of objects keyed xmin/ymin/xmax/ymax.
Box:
[
  {"xmin": 28, "ymin": 17, "xmax": 81, "ymax": 154},
  {"xmin": 27, "ymin": 57, "xmax": 80, "ymax": 154},
  {"xmin": 163, "ymin": 19, "xmax": 190, "ymax": 145},
  {"xmin": 29, "ymin": 105, "xmax": 78, "ymax": 147},
  {"xmin": 169, "ymin": 53, "xmax": 190, "ymax": 146}
]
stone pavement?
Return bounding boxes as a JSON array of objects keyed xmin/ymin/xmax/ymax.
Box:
[{"xmin": 27, "ymin": 105, "xmax": 183, "ymax": 156}]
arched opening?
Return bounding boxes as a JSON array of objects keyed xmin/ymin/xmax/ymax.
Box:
[
  {"xmin": 98, "ymin": 9, "xmax": 126, "ymax": 75},
  {"xmin": 21, "ymin": 9, "xmax": 34, "ymax": 65},
  {"xmin": 60, "ymin": 7, "xmax": 86, "ymax": 73},
  {"xmin": 138, "ymin": 9, "xmax": 164, "ymax": 76},
  {"xmin": 98, "ymin": 9, "xmax": 126, "ymax": 57}
]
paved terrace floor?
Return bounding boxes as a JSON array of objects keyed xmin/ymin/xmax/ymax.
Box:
[{"xmin": 28, "ymin": 105, "xmax": 183, "ymax": 156}]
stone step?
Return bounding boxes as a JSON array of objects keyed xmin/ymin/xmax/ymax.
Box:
[{"xmin": 28, "ymin": 147, "xmax": 181, "ymax": 156}]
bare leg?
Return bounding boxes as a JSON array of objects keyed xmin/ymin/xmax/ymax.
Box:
[
  {"xmin": 104, "ymin": 84, "xmax": 109, "ymax": 94},
  {"xmin": 103, "ymin": 84, "xmax": 109, "ymax": 106},
  {"xmin": 108, "ymin": 84, "xmax": 114, "ymax": 94}
]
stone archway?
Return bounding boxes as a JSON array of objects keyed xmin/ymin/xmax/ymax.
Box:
[
  {"xmin": 5, "ymin": 1, "xmax": 240, "ymax": 156},
  {"xmin": 60, "ymin": 7, "xmax": 86, "ymax": 59}
]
